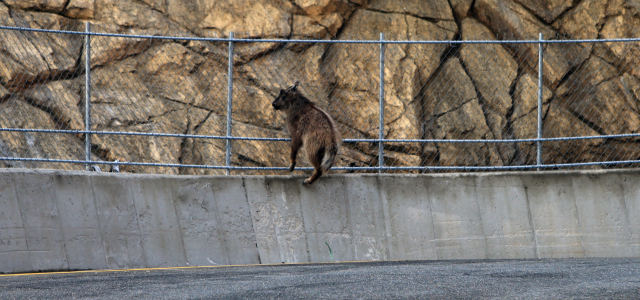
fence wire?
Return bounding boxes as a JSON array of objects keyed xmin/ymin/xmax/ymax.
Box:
[{"xmin": 0, "ymin": 23, "xmax": 639, "ymax": 175}]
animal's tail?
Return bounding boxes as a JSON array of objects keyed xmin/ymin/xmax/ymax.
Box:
[{"xmin": 321, "ymin": 146, "xmax": 338, "ymax": 172}]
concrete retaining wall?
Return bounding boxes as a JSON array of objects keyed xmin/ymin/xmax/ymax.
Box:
[{"xmin": 2, "ymin": 168, "xmax": 640, "ymax": 273}]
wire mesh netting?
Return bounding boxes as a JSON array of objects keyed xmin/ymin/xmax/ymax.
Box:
[{"xmin": 0, "ymin": 22, "xmax": 639, "ymax": 175}]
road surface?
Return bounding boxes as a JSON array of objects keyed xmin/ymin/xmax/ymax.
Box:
[{"xmin": 1, "ymin": 259, "xmax": 640, "ymax": 299}]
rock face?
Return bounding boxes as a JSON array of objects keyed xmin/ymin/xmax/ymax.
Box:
[
  {"xmin": 421, "ymin": 57, "xmax": 501, "ymax": 167},
  {"xmin": 0, "ymin": 98, "xmax": 87, "ymax": 170},
  {"xmin": 3, "ymin": 0, "xmax": 68, "ymax": 13},
  {"xmin": 0, "ymin": 0, "xmax": 639, "ymax": 173},
  {"xmin": 0, "ymin": 4, "xmax": 83, "ymax": 88},
  {"xmin": 475, "ymin": 0, "xmax": 591, "ymax": 88},
  {"xmin": 459, "ymin": 18, "xmax": 518, "ymax": 163},
  {"xmin": 515, "ymin": 0, "xmax": 573, "ymax": 23},
  {"xmin": 325, "ymin": 8, "xmax": 455, "ymax": 157},
  {"xmin": 367, "ymin": 0, "xmax": 454, "ymax": 20}
]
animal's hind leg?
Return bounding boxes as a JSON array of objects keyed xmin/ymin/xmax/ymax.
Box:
[
  {"xmin": 303, "ymin": 147, "xmax": 324, "ymax": 185},
  {"xmin": 303, "ymin": 163, "xmax": 322, "ymax": 185}
]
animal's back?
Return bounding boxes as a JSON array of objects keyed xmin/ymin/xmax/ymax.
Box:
[{"xmin": 302, "ymin": 105, "xmax": 341, "ymax": 171}]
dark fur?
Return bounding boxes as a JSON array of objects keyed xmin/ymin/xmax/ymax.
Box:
[{"xmin": 272, "ymin": 82, "xmax": 342, "ymax": 185}]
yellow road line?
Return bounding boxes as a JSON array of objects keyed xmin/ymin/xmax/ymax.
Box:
[{"xmin": 0, "ymin": 260, "xmax": 395, "ymax": 277}]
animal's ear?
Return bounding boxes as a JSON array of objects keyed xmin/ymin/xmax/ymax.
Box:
[{"xmin": 292, "ymin": 81, "xmax": 300, "ymax": 91}]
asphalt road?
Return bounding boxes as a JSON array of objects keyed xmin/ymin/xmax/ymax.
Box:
[{"xmin": 2, "ymin": 259, "xmax": 640, "ymax": 299}]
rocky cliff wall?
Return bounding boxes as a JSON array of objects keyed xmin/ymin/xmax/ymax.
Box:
[{"xmin": 0, "ymin": 0, "xmax": 639, "ymax": 174}]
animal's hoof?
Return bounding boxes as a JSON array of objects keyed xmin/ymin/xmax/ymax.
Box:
[{"xmin": 302, "ymin": 180, "xmax": 310, "ymax": 185}]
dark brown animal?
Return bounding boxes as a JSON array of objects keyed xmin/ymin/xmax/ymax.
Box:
[{"xmin": 272, "ymin": 82, "xmax": 342, "ymax": 185}]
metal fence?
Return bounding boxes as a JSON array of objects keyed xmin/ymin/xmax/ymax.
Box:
[{"xmin": 1, "ymin": 22, "xmax": 640, "ymax": 175}]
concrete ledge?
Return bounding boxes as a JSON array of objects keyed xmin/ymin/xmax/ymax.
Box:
[{"xmin": 2, "ymin": 168, "xmax": 640, "ymax": 273}]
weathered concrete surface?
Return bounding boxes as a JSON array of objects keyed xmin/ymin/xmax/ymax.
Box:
[{"xmin": 2, "ymin": 168, "xmax": 640, "ymax": 273}]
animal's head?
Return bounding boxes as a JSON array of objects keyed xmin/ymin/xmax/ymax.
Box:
[{"xmin": 272, "ymin": 81, "xmax": 300, "ymax": 110}]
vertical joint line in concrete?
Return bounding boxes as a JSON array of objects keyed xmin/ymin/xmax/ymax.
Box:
[
  {"xmin": 88, "ymin": 176, "xmax": 110, "ymax": 269},
  {"xmin": 536, "ymin": 33, "xmax": 543, "ymax": 171},
  {"xmin": 226, "ymin": 32, "xmax": 234, "ymax": 176},
  {"xmin": 84, "ymin": 22, "xmax": 92, "ymax": 171},
  {"xmin": 289, "ymin": 181, "xmax": 312, "ymax": 263},
  {"xmin": 10, "ymin": 175, "xmax": 34, "ymax": 269},
  {"xmin": 343, "ymin": 177, "xmax": 356, "ymax": 261},
  {"xmin": 471, "ymin": 178, "xmax": 489, "ymax": 259},
  {"xmin": 618, "ymin": 177, "xmax": 633, "ymax": 237},
  {"xmin": 427, "ymin": 183, "xmax": 440, "ymax": 260},
  {"xmin": 524, "ymin": 186, "xmax": 540, "ymax": 259},
  {"xmin": 168, "ymin": 179, "xmax": 189, "ymax": 265},
  {"xmin": 240, "ymin": 177, "xmax": 262, "ymax": 264},
  {"xmin": 378, "ymin": 177, "xmax": 393, "ymax": 261},
  {"xmin": 129, "ymin": 181, "xmax": 148, "ymax": 267},
  {"xmin": 569, "ymin": 178, "xmax": 587, "ymax": 257},
  {"xmin": 51, "ymin": 177, "xmax": 70, "ymax": 269},
  {"xmin": 379, "ymin": 33, "xmax": 385, "ymax": 173}
]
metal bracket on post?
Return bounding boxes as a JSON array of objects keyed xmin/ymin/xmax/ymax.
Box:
[
  {"xmin": 379, "ymin": 33, "xmax": 385, "ymax": 172},
  {"xmin": 537, "ymin": 33, "xmax": 543, "ymax": 171},
  {"xmin": 84, "ymin": 22, "xmax": 91, "ymax": 171},
  {"xmin": 226, "ymin": 32, "xmax": 234, "ymax": 175}
]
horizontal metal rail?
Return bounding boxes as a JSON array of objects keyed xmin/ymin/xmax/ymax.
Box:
[
  {"xmin": 2, "ymin": 127, "xmax": 639, "ymax": 143},
  {"xmin": 0, "ymin": 127, "xmax": 291, "ymax": 141},
  {"xmin": 1, "ymin": 156, "xmax": 640, "ymax": 171},
  {"xmin": 1, "ymin": 25, "xmax": 639, "ymax": 44}
]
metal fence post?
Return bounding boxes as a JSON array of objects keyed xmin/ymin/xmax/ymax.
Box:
[
  {"xmin": 379, "ymin": 33, "xmax": 385, "ymax": 172},
  {"xmin": 84, "ymin": 22, "xmax": 91, "ymax": 171},
  {"xmin": 537, "ymin": 33, "xmax": 543, "ymax": 171},
  {"xmin": 226, "ymin": 32, "xmax": 234, "ymax": 175}
]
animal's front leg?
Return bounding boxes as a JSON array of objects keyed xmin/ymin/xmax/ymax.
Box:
[{"xmin": 289, "ymin": 136, "xmax": 302, "ymax": 173}]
